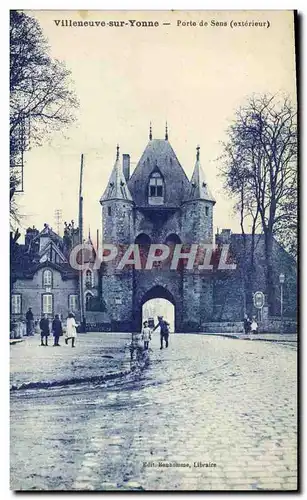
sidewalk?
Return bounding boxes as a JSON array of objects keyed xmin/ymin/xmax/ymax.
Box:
[
  {"xmin": 10, "ymin": 333, "xmax": 135, "ymax": 390},
  {"xmin": 199, "ymin": 332, "xmax": 297, "ymax": 342}
]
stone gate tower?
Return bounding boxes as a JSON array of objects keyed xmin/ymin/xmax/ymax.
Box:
[{"xmin": 100, "ymin": 125, "xmax": 216, "ymax": 332}]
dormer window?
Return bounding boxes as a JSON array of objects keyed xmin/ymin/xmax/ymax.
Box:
[{"xmin": 148, "ymin": 171, "xmax": 164, "ymax": 206}]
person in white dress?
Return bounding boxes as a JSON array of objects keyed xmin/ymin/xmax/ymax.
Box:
[
  {"xmin": 65, "ymin": 312, "xmax": 79, "ymax": 348},
  {"xmin": 250, "ymin": 316, "xmax": 258, "ymax": 337},
  {"xmin": 141, "ymin": 320, "xmax": 152, "ymax": 350}
]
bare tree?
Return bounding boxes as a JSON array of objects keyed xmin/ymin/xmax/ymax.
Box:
[
  {"xmin": 10, "ymin": 10, "xmax": 79, "ymax": 208},
  {"xmin": 220, "ymin": 93, "xmax": 297, "ymax": 315}
]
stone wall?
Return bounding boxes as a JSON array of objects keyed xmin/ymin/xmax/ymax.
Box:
[
  {"xmin": 100, "ymin": 269, "xmax": 134, "ymax": 331},
  {"xmin": 181, "ymin": 200, "xmax": 214, "ymax": 244},
  {"xmin": 102, "ymin": 201, "xmax": 134, "ymax": 244}
]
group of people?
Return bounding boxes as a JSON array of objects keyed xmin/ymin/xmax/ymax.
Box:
[
  {"xmin": 244, "ymin": 314, "xmax": 259, "ymax": 335},
  {"xmin": 24, "ymin": 308, "xmax": 79, "ymax": 347},
  {"xmin": 141, "ymin": 315, "xmax": 170, "ymax": 351}
]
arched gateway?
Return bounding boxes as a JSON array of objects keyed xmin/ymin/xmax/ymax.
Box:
[
  {"xmin": 135, "ymin": 285, "xmax": 176, "ymax": 333},
  {"xmin": 99, "ymin": 128, "xmax": 217, "ymax": 333}
]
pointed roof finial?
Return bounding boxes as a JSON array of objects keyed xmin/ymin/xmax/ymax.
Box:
[
  {"xmin": 88, "ymin": 226, "xmax": 91, "ymax": 240},
  {"xmin": 116, "ymin": 144, "xmax": 120, "ymax": 161},
  {"xmin": 196, "ymin": 145, "xmax": 200, "ymax": 161},
  {"xmin": 149, "ymin": 122, "xmax": 152, "ymax": 141},
  {"xmin": 165, "ymin": 121, "xmax": 168, "ymax": 140}
]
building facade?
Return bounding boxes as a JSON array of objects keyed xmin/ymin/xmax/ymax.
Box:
[
  {"xmin": 11, "ymin": 223, "xmax": 101, "ymax": 323},
  {"xmin": 99, "ymin": 127, "xmax": 297, "ymax": 332},
  {"xmin": 11, "ymin": 127, "xmax": 297, "ymax": 333}
]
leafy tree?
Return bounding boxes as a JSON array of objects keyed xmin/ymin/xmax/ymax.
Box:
[
  {"xmin": 10, "ymin": 10, "xmax": 78, "ymax": 216},
  {"xmin": 220, "ymin": 94, "xmax": 297, "ymax": 315}
]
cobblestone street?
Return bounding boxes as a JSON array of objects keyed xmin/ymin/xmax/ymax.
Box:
[{"xmin": 10, "ymin": 332, "xmax": 297, "ymax": 491}]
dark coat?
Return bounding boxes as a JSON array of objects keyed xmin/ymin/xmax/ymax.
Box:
[
  {"xmin": 154, "ymin": 320, "xmax": 170, "ymax": 336},
  {"xmin": 52, "ymin": 318, "xmax": 63, "ymax": 337},
  {"xmin": 26, "ymin": 310, "xmax": 34, "ymax": 321},
  {"xmin": 244, "ymin": 318, "xmax": 251, "ymax": 333},
  {"xmin": 40, "ymin": 318, "xmax": 50, "ymax": 336}
]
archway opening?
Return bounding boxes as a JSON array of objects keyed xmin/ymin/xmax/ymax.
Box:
[
  {"xmin": 164, "ymin": 233, "xmax": 183, "ymax": 271},
  {"xmin": 140, "ymin": 285, "xmax": 175, "ymax": 333},
  {"xmin": 142, "ymin": 298, "xmax": 175, "ymax": 333},
  {"xmin": 165, "ymin": 233, "xmax": 181, "ymax": 245},
  {"xmin": 135, "ymin": 233, "xmax": 151, "ymax": 246},
  {"xmin": 135, "ymin": 233, "xmax": 151, "ymax": 268}
]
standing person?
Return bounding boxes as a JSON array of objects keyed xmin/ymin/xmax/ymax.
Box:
[
  {"xmin": 141, "ymin": 320, "xmax": 152, "ymax": 350},
  {"xmin": 65, "ymin": 313, "xmax": 78, "ymax": 348},
  {"xmin": 34, "ymin": 320, "xmax": 41, "ymax": 335},
  {"xmin": 251, "ymin": 316, "xmax": 258, "ymax": 335},
  {"xmin": 153, "ymin": 316, "xmax": 170, "ymax": 350},
  {"xmin": 21, "ymin": 318, "xmax": 27, "ymax": 337},
  {"xmin": 39, "ymin": 314, "xmax": 50, "ymax": 346},
  {"xmin": 52, "ymin": 314, "xmax": 63, "ymax": 346},
  {"xmin": 243, "ymin": 314, "xmax": 251, "ymax": 335},
  {"xmin": 26, "ymin": 307, "xmax": 34, "ymax": 336}
]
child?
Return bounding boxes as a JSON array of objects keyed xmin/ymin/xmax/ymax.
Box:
[
  {"xmin": 52, "ymin": 314, "xmax": 63, "ymax": 346},
  {"xmin": 65, "ymin": 312, "xmax": 79, "ymax": 348},
  {"xmin": 39, "ymin": 314, "xmax": 50, "ymax": 346},
  {"xmin": 250, "ymin": 316, "xmax": 258, "ymax": 335},
  {"xmin": 129, "ymin": 333, "xmax": 141, "ymax": 361},
  {"xmin": 243, "ymin": 314, "xmax": 251, "ymax": 335},
  {"xmin": 141, "ymin": 320, "xmax": 152, "ymax": 350}
]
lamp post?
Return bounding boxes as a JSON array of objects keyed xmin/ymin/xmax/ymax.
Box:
[{"xmin": 279, "ymin": 273, "xmax": 285, "ymax": 333}]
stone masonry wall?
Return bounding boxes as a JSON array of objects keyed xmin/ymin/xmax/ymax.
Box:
[{"xmin": 181, "ymin": 201, "xmax": 214, "ymax": 244}]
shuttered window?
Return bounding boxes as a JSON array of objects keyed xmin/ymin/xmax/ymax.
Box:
[
  {"xmin": 12, "ymin": 294, "xmax": 22, "ymax": 314},
  {"xmin": 69, "ymin": 294, "xmax": 78, "ymax": 312},
  {"xmin": 43, "ymin": 269, "xmax": 53, "ymax": 287},
  {"xmin": 42, "ymin": 294, "xmax": 53, "ymax": 314}
]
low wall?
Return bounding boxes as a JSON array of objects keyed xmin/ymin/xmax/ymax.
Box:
[
  {"xmin": 201, "ymin": 318, "xmax": 297, "ymax": 334},
  {"xmin": 201, "ymin": 322, "xmax": 244, "ymax": 333},
  {"xmin": 259, "ymin": 318, "xmax": 297, "ymax": 334}
]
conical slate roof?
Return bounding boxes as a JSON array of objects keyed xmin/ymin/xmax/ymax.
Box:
[
  {"xmin": 186, "ymin": 146, "xmax": 216, "ymax": 204},
  {"xmin": 127, "ymin": 138, "xmax": 191, "ymax": 207},
  {"xmin": 100, "ymin": 145, "xmax": 133, "ymax": 203}
]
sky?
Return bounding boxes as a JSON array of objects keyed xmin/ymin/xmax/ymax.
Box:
[{"xmin": 15, "ymin": 10, "xmax": 297, "ymax": 242}]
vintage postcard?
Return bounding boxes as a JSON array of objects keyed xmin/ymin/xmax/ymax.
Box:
[{"xmin": 10, "ymin": 10, "xmax": 298, "ymax": 491}]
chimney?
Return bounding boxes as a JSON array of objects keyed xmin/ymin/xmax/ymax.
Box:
[
  {"xmin": 217, "ymin": 228, "xmax": 232, "ymax": 244},
  {"xmin": 25, "ymin": 226, "xmax": 39, "ymax": 249},
  {"xmin": 123, "ymin": 154, "xmax": 130, "ymax": 182}
]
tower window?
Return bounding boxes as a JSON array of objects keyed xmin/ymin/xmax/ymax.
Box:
[
  {"xmin": 205, "ymin": 206, "xmax": 209, "ymax": 216},
  {"xmin": 108, "ymin": 206, "xmax": 112, "ymax": 216},
  {"xmin": 148, "ymin": 171, "xmax": 164, "ymax": 205}
]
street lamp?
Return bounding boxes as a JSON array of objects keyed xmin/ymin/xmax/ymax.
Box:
[{"xmin": 279, "ymin": 273, "xmax": 285, "ymax": 333}]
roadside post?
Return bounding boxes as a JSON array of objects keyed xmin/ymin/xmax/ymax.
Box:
[{"xmin": 253, "ymin": 291, "xmax": 265, "ymax": 327}]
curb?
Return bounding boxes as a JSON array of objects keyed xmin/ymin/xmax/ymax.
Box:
[
  {"xmin": 196, "ymin": 332, "xmax": 297, "ymax": 343},
  {"xmin": 10, "ymin": 339, "xmax": 24, "ymax": 345},
  {"xmin": 10, "ymin": 349, "xmax": 149, "ymax": 392}
]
